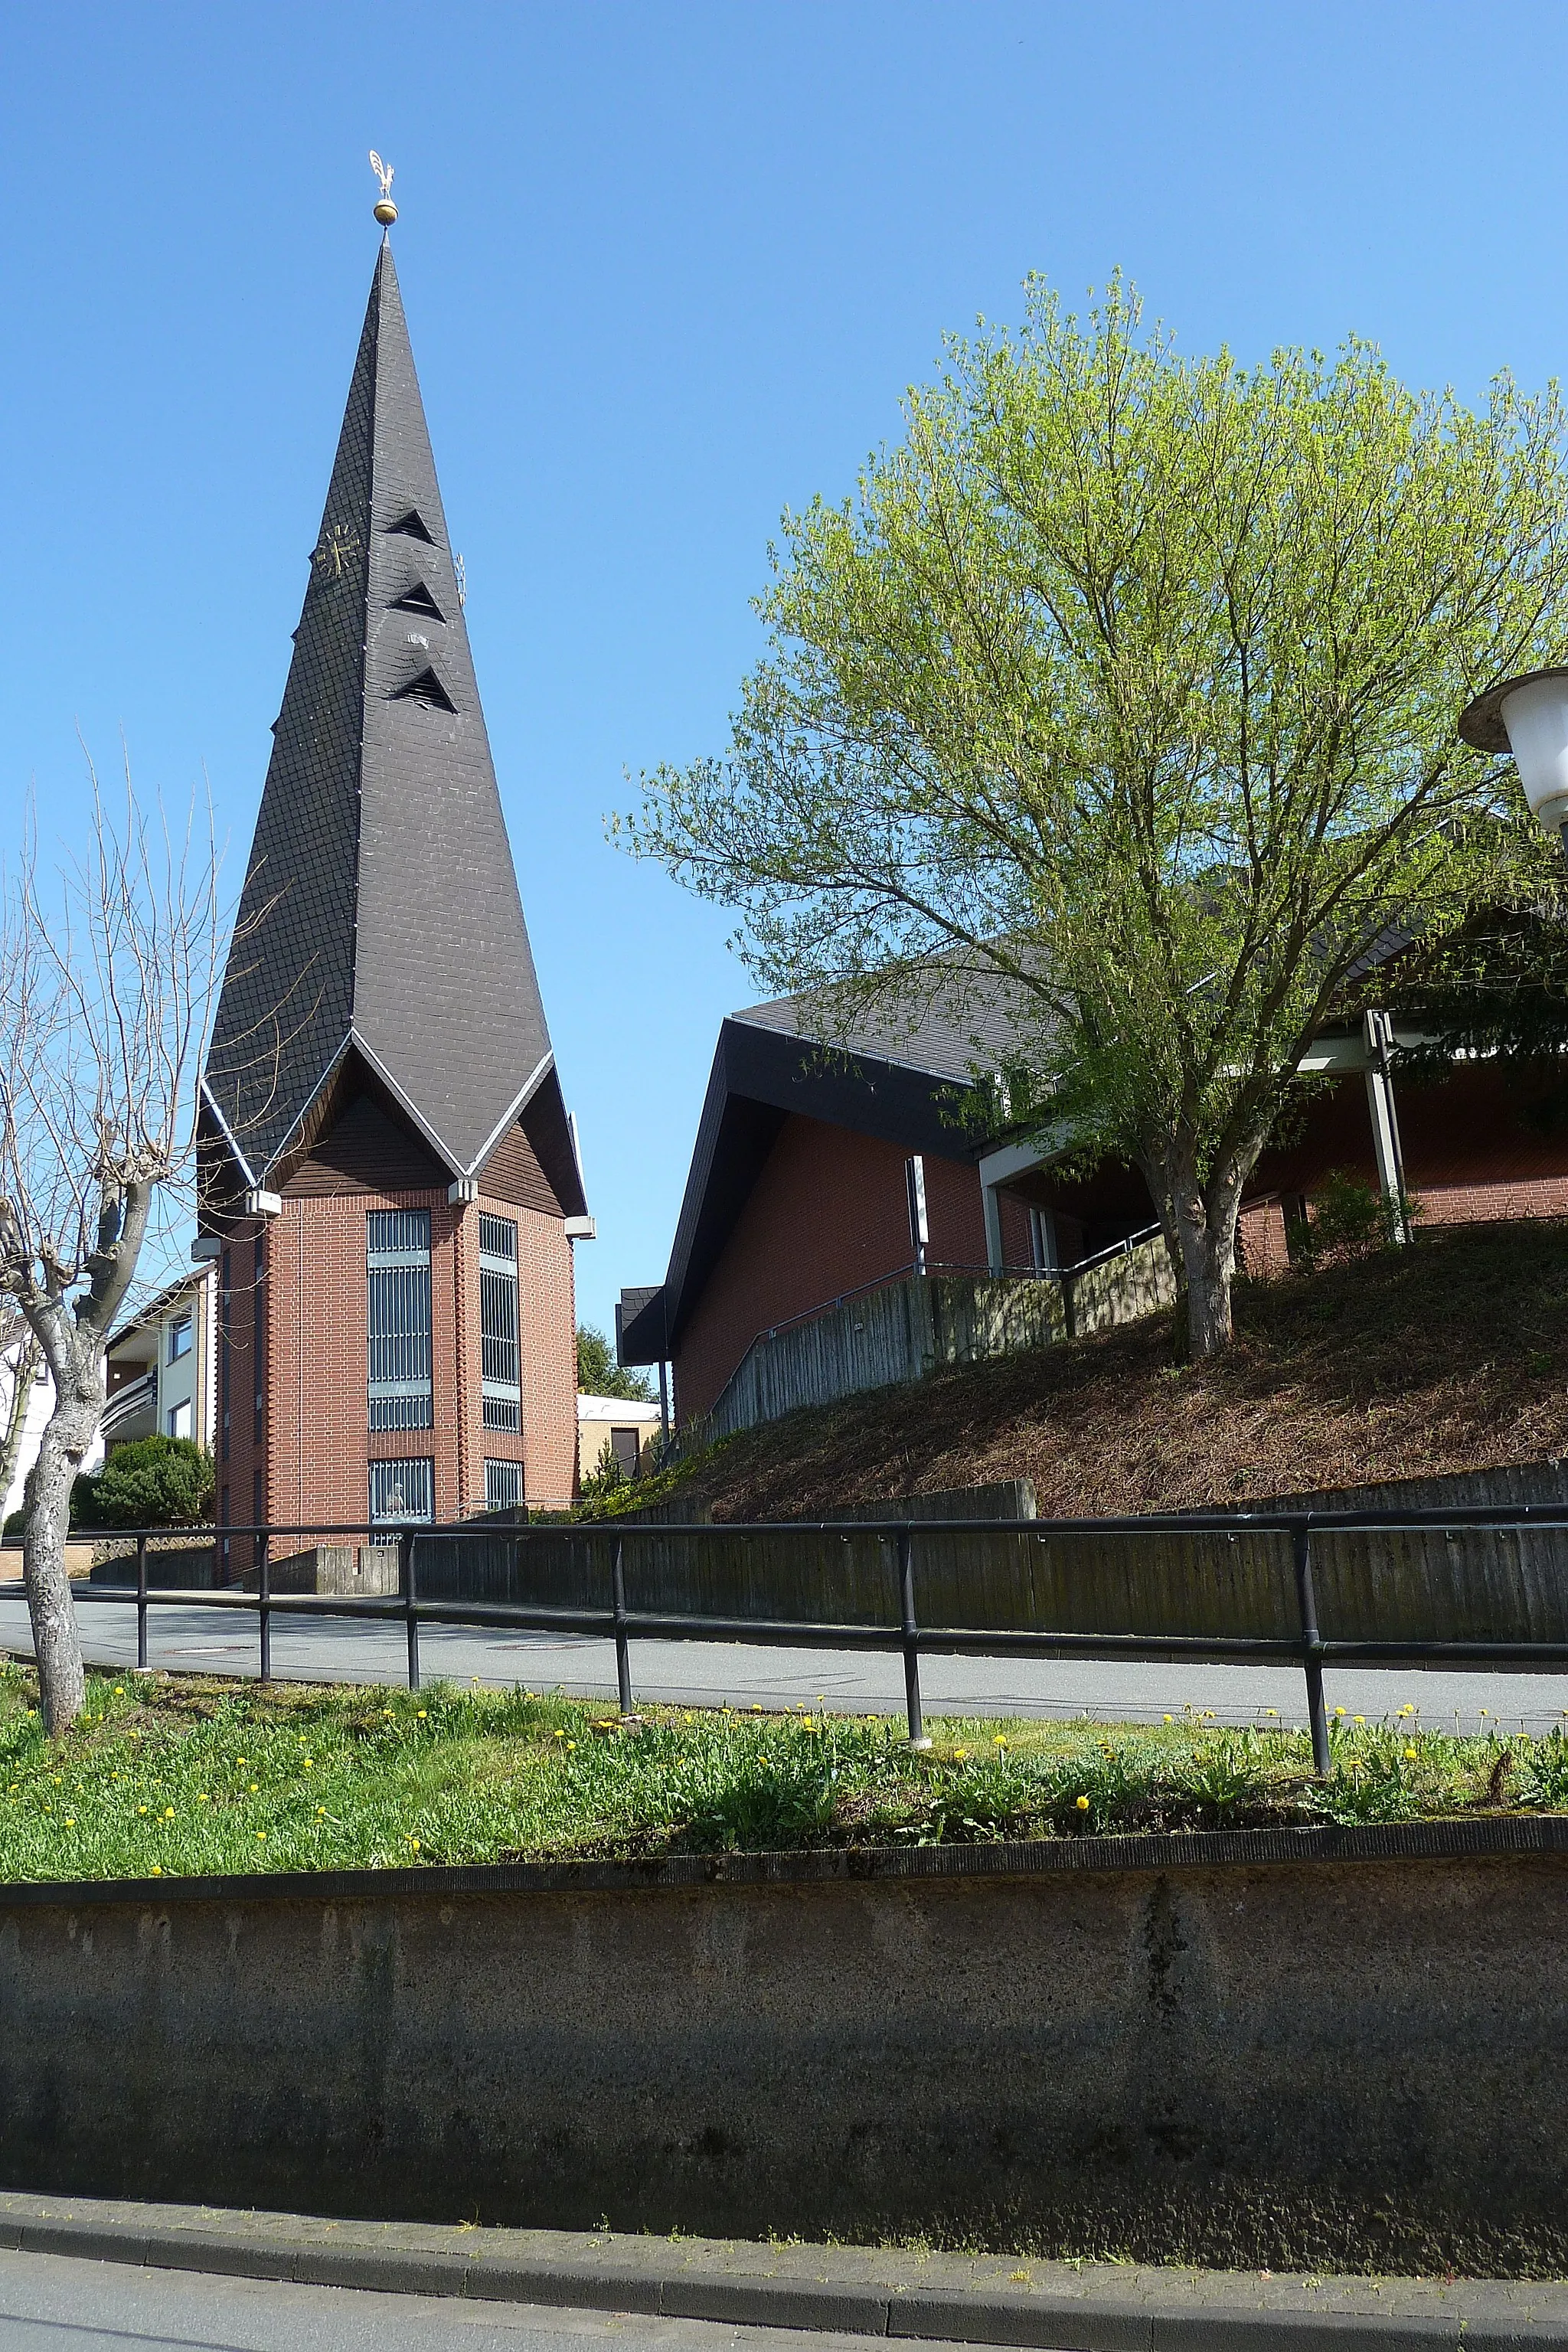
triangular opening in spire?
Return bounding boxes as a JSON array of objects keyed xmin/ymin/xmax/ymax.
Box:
[
  {"xmin": 391, "ymin": 580, "xmax": 445, "ymax": 621},
  {"xmin": 391, "ymin": 665, "xmax": 457, "ymax": 713},
  {"xmin": 387, "ymin": 508, "xmax": 436, "ymax": 543}
]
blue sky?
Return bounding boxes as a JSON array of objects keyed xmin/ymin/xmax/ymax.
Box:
[{"xmin": 5, "ymin": 2, "xmax": 1568, "ymax": 1338}]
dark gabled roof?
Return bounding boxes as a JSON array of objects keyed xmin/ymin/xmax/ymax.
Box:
[
  {"xmin": 203, "ymin": 237, "xmax": 569, "ymax": 1192},
  {"xmin": 616, "ymin": 1004, "xmax": 993, "ymax": 1362}
]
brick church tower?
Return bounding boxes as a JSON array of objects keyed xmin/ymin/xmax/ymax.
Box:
[{"xmin": 198, "ymin": 225, "xmax": 588, "ymax": 1530}]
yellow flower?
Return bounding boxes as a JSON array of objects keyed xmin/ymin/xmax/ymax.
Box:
[
  {"xmin": 408, "ymin": 1836, "xmax": 420, "ymax": 1851},
  {"xmin": 64, "ymin": 1817, "xmax": 74, "ymax": 1827},
  {"xmin": 302, "ymin": 1758, "xmax": 312, "ymax": 1769},
  {"xmin": 1353, "ymin": 1715, "xmax": 1366, "ymax": 1725},
  {"xmin": 150, "ymin": 1864, "xmax": 162, "ymax": 1877},
  {"xmin": 1334, "ymin": 1707, "xmax": 1345, "ymax": 1718},
  {"xmin": 416, "ymin": 1710, "xmax": 426, "ymax": 1720},
  {"xmin": 249, "ymin": 1782, "xmax": 259, "ymax": 1793},
  {"xmin": 566, "ymin": 1740, "xmax": 577, "ymax": 1752},
  {"xmin": 113, "ymin": 1688, "xmax": 122, "ymax": 1697},
  {"xmin": 1163, "ymin": 1714, "xmax": 1172, "ymax": 1723},
  {"xmin": 1075, "ymin": 1794, "xmax": 1090, "ymax": 1811},
  {"xmin": 995, "ymin": 1736, "xmax": 1008, "ymax": 1749},
  {"xmin": 553, "ymin": 1729, "xmax": 564, "ymax": 1740},
  {"xmin": 138, "ymin": 1805, "xmax": 148, "ymax": 1816},
  {"xmin": 1403, "ymin": 1746, "xmax": 1418, "ymax": 1760},
  {"xmin": 317, "ymin": 1806, "xmax": 326, "ymax": 1816},
  {"xmin": 197, "ymin": 1793, "xmax": 209, "ymax": 1803},
  {"xmin": 952, "ymin": 1747, "xmax": 969, "ymax": 1761},
  {"xmin": 256, "ymin": 1831, "xmax": 266, "ymax": 1841},
  {"xmin": 163, "ymin": 1807, "xmax": 175, "ymax": 1820}
]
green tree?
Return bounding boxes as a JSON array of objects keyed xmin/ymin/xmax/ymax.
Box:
[
  {"xmin": 71, "ymin": 1436, "xmax": 214, "ymax": 1530},
  {"xmin": 576, "ymin": 1324, "xmax": 653, "ymax": 1401},
  {"xmin": 622, "ymin": 278, "xmax": 1568, "ymax": 1357}
]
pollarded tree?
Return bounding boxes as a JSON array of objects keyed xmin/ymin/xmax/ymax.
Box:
[
  {"xmin": 0, "ymin": 775, "xmax": 222, "ymax": 1730},
  {"xmin": 622, "ymin": 278, "xmax": 1568, "ymax": 1357}
]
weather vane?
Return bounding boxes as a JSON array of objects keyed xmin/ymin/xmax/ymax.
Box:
[{"xmin": 369, "ymin": 151, "xmax": 397, "ymax": 227}]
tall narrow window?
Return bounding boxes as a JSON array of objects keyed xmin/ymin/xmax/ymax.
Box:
[
  {"xmin": 253, "ymin": 1230, "xmax": 266, "ymax": 1442},
  {"xmin": 369, "ymin": 1458, "xmax": 434, "ymax": 1522},
  {"xmin": 479, "ymin": 1213, "xmax": 521, "ymax": 1432},
  {"xmin": 368, "ymin": 1210, "xmax": 433, "ymax": 1430},
  {"xmin": 219, "ymin": 1249, "xmax": 231, "ymax": 1462}
]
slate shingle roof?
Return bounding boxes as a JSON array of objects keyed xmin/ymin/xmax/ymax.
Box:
[{"xmin": 204, "ymin": 239, "xmax": 557, "ymax": 1183}]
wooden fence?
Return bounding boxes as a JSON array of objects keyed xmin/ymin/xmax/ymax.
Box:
[{"xmin": 694, "ymin": 1239, "xmax": 1176, "ymax": 1442}]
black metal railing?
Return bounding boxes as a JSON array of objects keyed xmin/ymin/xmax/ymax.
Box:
[{"xmin": 9, "ymin": 1503, "xmax": 1568, "ymax": 1772}]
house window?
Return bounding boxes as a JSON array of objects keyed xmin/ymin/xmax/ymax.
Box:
[
  {"xmin": 168, "ymin": 1312, "xmax": 193, "ymax": 1363},
  {"xmin": 368, "ymin": 1210, "xmax": 433, "ymax": 1430},
  {"xmin": 478, "ymin": 1213, "xmax": 521, "ymax": 1432},
  {"xmin": 166, "ymin": 1400, "xmax": 191, "ymax": 1441},
  {"xmin": 369, "ymin": 1458, "xmax": 434, "ymax": 1522},
  {"xmin": 484, "ymin": 1458, "xmax": 524, "ymax": 1511},
  {"xmin": 610, "ymin": 1426, "xmax": 641, "ymax": 1481}
]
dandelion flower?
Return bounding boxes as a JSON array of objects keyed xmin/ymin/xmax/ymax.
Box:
[
  {"xmin": 64, "ymin": 1817, "xmax": 74, "ymax": 1827},
  {"xmin": 302, "ymin": 1758, "xmax": 312, "ymax": 1769},
  {"xmin": 1403, "ymin": 1746, "xmax": 1418, "ymax": 1761},
  {"xmin": 1353, "ymin": 1715, "xmax": 1366, "ymax": 1725},
  {"xmin": 1334, "ymin": 1707, "xmax": 1346, "ymax": 1719},
  {"xmin": 952, "ymin": 1748, "xmax": 969, "ymax": 1762},
  {"xmin": 256, "ymin": 1831, "xmax": 266, "ymax": 1841},
  {"xmin": 138, "ymin": 1805, "xmax": 148, "ymax": 1816},
  {"xmin": 1163, "ymin": 1714, "xmax": 1173, "ymax": 1724},
  {"xmin": 163, "ymin": 1807, "xmax": 175, "ymax": 1820},
  {"xmin": 408, "ymin": 1837, "xmax": 420, "ymax": 1851},
  {"xmin": 317, "ymin": 1806, "xmax": 326, "ymax": 1816},
  {"xmin": 416, "ymin": 1710, "xmax": 426, "ymax": 1720},
  {"xmin": 1075, "ymin": 1795, "xmax": 1090, "ymax": 1811},
  {"xmin": 150, "ymin": 1864, "xmax": 162, "ymax": 1877}
]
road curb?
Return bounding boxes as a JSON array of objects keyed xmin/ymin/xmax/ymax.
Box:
[{"xmin": 0, "ymin": 2194, "xmax": 1564, "ymax": 2347}]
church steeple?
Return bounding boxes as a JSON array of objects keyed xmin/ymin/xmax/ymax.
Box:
[{"xmin": 203, "ymin": 232, "xmax": 577, "ymax": 1205}]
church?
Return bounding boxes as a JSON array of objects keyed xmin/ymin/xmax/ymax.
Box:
[{"xmin": 197, "ymin": 209, "xmax": 590, "ymax": 1529}]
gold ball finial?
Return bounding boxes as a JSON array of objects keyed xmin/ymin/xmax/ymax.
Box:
[{"xmin": 369, "ymin": 150, "xmax": 397, "ymax": 227}]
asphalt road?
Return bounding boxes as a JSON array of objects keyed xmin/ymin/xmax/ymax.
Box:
[
  {"xmin": 2, "ymin": 1592, "xmax": 1566, "ymax": 1731},
  {"xmin": 0, "ymin": 2248, "xmax": 904, "ymax": 2352}
]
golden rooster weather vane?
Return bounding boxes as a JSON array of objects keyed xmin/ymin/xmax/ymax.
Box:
[{"xmin": 369, "ymin": 151, "xmax": 397, "ymax": 227}]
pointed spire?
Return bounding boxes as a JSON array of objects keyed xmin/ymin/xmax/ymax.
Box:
[{"xmin": 204, "ymin": 240, "xmax": 564, "ymax": 1189}]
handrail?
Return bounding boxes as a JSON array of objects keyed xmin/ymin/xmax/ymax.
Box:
[{"xmin": 5, "ymin": 1502, "xmax": 1568, "ymax": 1777}]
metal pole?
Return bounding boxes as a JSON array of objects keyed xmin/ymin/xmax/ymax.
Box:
[
  {"xmin": 136, "ymin": 1532, "xmax": 149, "ymax": 1673},
  {"xmin": 258, "ymin": 1535, "xmax": 271, "ymax": 1684},
  {"xmin": 611, "ymin": 1532, "xmax": 633, "ymax": 1715},
  {"xmin": 402, "ymin": 1526, "xmax": 420, "ymax": 1693},
  {"xmin": 898, "ymin": 1527, "xmax": 931, "ymax": 1749},
  {"xmin": 1292, "ymin": 1520, "xmax": 1330, "ymax": 1775}
]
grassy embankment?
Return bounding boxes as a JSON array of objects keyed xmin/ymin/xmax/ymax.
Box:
[
  {"xmin": 606, "ymin": 1217, "xmax": 1568, "ymax": 1524},
  {"xmin": 2, "ymin": 1661, "xmax": 1564, "ymax": 1883}
]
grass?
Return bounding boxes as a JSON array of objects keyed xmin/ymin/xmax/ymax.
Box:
[
  {"xmin": 2, "ymin": 1661, "xmax": 1567, "ymax": 1883},
  {"xmin": 652, "ymin": 1217, "xmax": 1568, "ymax": 1521}
]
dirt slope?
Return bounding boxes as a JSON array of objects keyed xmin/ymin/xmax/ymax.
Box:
[{"xmin": 672, "ymin": 1219, "xmax": 1568, "ymax": 1521}]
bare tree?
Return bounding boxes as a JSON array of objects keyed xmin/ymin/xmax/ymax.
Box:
[
  {"xmin": 0, "ymin": 1315, "xmax": 41, "ymax": 1524},
  {"xmin": 0, "ymin": 771, "xmax": 221, "ymax": 1732}
]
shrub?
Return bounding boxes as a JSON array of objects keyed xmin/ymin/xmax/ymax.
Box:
[
  {"xmin": 71, "ymin": 1436, "xmax": 214, "ymax": 1530},
  {"xmin": 1292, "ymin": 1168, "xmax": 1419, "ymax": 1267}
]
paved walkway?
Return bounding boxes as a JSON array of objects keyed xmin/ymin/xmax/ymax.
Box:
[
  {"xmin": 0, "ymin": 2190, "xmax": 1563, "ymax": 2348},
  {"xmin": 2, "ymin": 1592, "xmax": 1567, "ymax": 1730}
]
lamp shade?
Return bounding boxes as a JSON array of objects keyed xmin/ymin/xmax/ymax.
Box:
[{"xmin": 1459, "ymin": 664, "xmax": 1568, "ymax": 838}]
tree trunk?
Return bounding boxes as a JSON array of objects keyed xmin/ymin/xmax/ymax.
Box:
[
  {"xmin": 1155, "ymin": 1156, "xmax": 1247, "ymax": 1364},
  {"xmin": 21, "ymin": 1358, "xmax": 99, "ymax": 1733}
]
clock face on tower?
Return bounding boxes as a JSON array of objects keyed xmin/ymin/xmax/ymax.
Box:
[{"xmin": 312, "ymin": 522, "xmax": 362, "ymax": 582}]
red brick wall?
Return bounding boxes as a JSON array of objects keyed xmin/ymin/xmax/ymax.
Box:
[
  {"xmin": 672, "ymin": 1115, "xmax": 987, "ymax": 1422},
  {"xmin": 258, "ymin": 1186, "xmax": 577, "ymax": 1528},
  {"xmin": 1253, "ymin": 1064, "xmax": 1568, "ymax": 1234}
]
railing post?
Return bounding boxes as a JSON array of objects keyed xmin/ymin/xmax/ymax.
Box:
[
  {"xmin": 258, "ymin": 1534, "xmax": 271, "ymax": 1684},
  {"xmin": 136, "ymin": 1532, "xmax": 149, "ymax": 1673},
  {"xmin": 898, "ymin": 1526, "xmax": 931, "ymax": 1749},
  {"xmin": 611, "ymin": 1532, "xmax": 633, "ymax": 1716},
  {"xmin": 1292, "ymin": 1518, "xmax": 1330, "ymax": 1775},
  {"xmin": 401, "ymin": 1526, "xmax": 420, "ymax": 1694}
]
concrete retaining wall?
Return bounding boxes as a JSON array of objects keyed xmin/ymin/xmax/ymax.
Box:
[{"xmin": 2, "ymin": 1826, "xmax": 1566, "ymax": 2272}]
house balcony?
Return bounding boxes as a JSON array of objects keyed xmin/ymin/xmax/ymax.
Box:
[{"xmin": 102, "ymin": 1370, "xmax": 156, "ymax": 1449}]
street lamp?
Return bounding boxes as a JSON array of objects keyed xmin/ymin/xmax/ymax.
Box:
[{"xmin": 1459, "ymin": 665, "xmax": 1568, "ymax": 854}]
